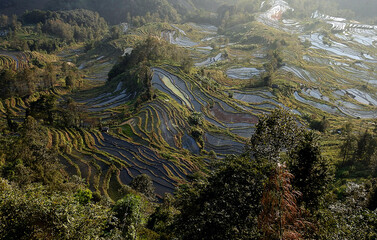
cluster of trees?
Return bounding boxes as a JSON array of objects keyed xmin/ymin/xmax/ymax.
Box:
[
  {"xmin": 0, "ymin": 111, "xmax": 158, "ymax": 239},
  {"xmin": 0, "ymin": 14, "xmax": 21, "ymax": 31},
  {"xmin": 0, "ymin": 61, "xmax": 81, "ymax": 99},
  {"xmin": 0, "ymin": 9, "xmax": 108, "ymax": 52},
  {"xmin": 0, "ymin": 65, "xmax": 54, "ymax": 99},
  {"xmin": 188, "ymin": 112, "xmax": 205, "ymax": 149},
  {"xmin": 340, "ymin": 123, "xmax": 377, "ymax": 171},
  {"xmin": 108, "ymin": 37, "xmax": 192, "ymax": 104},
  {"xmin": 303, "ymin": 115, "xmax": 330, "ymax": 132},
  {"xmin": 1, "ymin": 0, "xmax": 183, "ymax": 25},
  {"xmin": 22, "ymin": 95, "xmax": 89, "ymax": 129},
  {"xmin": 261, "ymin": 49, "xmax": 284, "ymax": 87},
  {"xmin": 168, "ymin": 110, "xmax": 377, "ymax": 239},
  {"xmin": 216, "ymin": 0, "xmax": 264, "ymax": 33},
  {"xmin": 2, "ymin": 95, "xmax": 86, "ymax": 136},
  {"xmin": 23, "ymin": 9, "xmax": 108, "ymax": 42}
]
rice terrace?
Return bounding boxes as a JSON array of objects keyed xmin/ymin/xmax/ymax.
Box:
[{"xmin": 1, "ymin": 0, "xmax": 377, "ymax": 239}]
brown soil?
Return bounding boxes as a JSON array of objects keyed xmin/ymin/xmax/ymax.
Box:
[{"xmin": 210, "ymin": 103, "xmax": 258, "ymax": 124}]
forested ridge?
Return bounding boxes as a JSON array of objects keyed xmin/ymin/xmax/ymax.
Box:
[
  {"xmin": 1, "ymin": 0, "xmax": 377, "ymax": 239},
  {"xmin": 2, "ymin": 0, "xmax": 377, "ymax": 24}
]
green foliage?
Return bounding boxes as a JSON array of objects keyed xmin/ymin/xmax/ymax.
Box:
[
  {"xmin": 0, "ymin": 179, "xmax": 112, "ymax": 240},
  {"xmin": 190, "ymin": 126, "xmax": 204, "ymax": 148},
  {"xmin": 130, "ymin": 174, "xmax": 156, "ymax": 201},
  {"xmin": 309, "ymin": 116, "xmax": 330, "ymax": 132},
  {"xmin": 47, "ymin": 0, "xmax": 181, "ymax": 25},
  {"xmin": 56, "ymin": 98, "xmax": 86, "ymax": 128},
  {"xmin": 75, "ymin": 188, "xmax": 93, "ymax": 205},
  {"xmin": 339, "ymin": 124, "xmax": 357, "ymax": 163},
  {"xmin": 0, "ymin": 56, "xmax": 68, "ymax": 98},
  {"xmin": 289, "ymin": 131, "xmax": 334, "ymax": 211},
  {"xmin": 147, "ymin": 193, "xmax": 177, "ymax": 238},
  {"xmin": 367, "ymin": 181, "xmax": 377, "ymax": 211},
  {"xmin": 113, "ymin": 194, "xmax": 146, "ymax": 239},
  {"xmin": 261, "ymin": 71, "xmax": 273, "ymax": 87},
  {"xmin": 1, "ymin": 9, "xmax": 108, "ymax": 52},
  {"xmin": 216, "ymin": 1, "xmax": 262, "ymax": 31},
  {"xmin": 25, "ymin": 9, "xmax": 108, "ymax": 42},
  {"xmin": 263, "ymin": 50, "xmax": 284, "ymax": 73},
  {"xmin": 188, "ymin": 112, "xmax": 203, "ymax": 126},
  {"xmin": 247, "ymin": 108, "xmax": 303, "ymax": 162},
  {"xmin": 0, "ymin": 68, "xmax": 38, "ymax": 98},
  {"xmin": 0, "ymin": 116, "xmax": 64, "ymax": 187},
  {"xmin": 181, "ymin": 57, "xmax": 193, "ymax": 74},
  {"xmin": 173, "ymin": 155, "xmax": 270, "ymax": 239},
  {"xmin": 354, "ymin": 131, "xmax": 377, "ymax": 164},
  {"xmin": 27, "ymin": 95, "xmax": 56, "ymax": 125},
  {"xmin": 319, "ymin": 182, "xmax": 377, "ymax": 239}
]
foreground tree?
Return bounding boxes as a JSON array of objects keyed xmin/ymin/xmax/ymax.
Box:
[
  {"xmin": 247, "ymin": 108, "xmax": 304, "ymax": 162},
  {"xmin": 288, "ymin": 131, "xmax": 333, "ymax": 211},
  {"xmin": 0, "ymin": 179, "xmax": 114, "ymax": 240},
  {"xmin": 113, "ymin": 194, "xmax": 146, "ymax": 239},
  {"xmin": 354, "ymin": 130, "xmax": 377, "ymax": 164},
  {"xmin": 130, "ymin": 174, "xmax": 156, "ymax": 201},
  {"xmin": 173, "ymin": 155, "xmax": 270, "ymax": 240},
  {"xmin": 0, "ymin": 116, "xmax": 63, "ymax": 187},
  {"xmin": 259, "ymin": 164, "xmax": 309, "ymax": 240}
]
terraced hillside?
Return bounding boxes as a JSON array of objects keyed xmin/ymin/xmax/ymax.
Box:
[
  {"xmin": 255, "ymin": 0, "xmax": 377, "ymax": 119},
  {"xmin": 0, "ymin": 51, "xmax": 53, "ymax": 70},
  {"xmin": 6, "ymin": 0, "xmax": 374, "ymax": 201}
]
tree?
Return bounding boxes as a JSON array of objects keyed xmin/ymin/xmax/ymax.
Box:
[
  {"xmin": 367, "ymin": 181, "xmax": 377, "ymax": 211},
  {"xmin": 354, "ymin": 131, "xmax": 377, "ymax": 164},
  {"xmin": 188, "ymin": 112, "xmax": 203, "ymax": 126},
  {"xmin": 0, "ymin": 179, "xmax": 113, "ymax": 240},
  {"xmin": 113, "ymin": 194, "xmax": 146, "ymax": 239},
  {"xmin": 309, "ymin": 116, "xmax": 330, "ymax": 132},
  {"xmin": 65, "ymin": 73, "xmax": 75, "ymax": 88},
  {"xmin": 288, "ymin": 131, "xmax": 333, "ymax": 211},
  {"xmin": 181, "ymin": 57, "xmax": 193, "ymax": 74},
  {"xmin": 0, "ymin": 14, "xmax": 8, "ymax": 28},
  {"xmin": 110, "ymin": 25, "xmax": 122, "ymax": 39},
  {"xmin": 44, "ymin": 63, "xmax": 56, "ymax": 88},
  {"xmin": 258, "ymin": 164, "xmax": 309, "ymax": 240},
  {"xmin": 322, "ymin": 182, "xmax": 377, "ymax": 239},
  {"xmin": 57, "ymin": 98, "xmax": 84, "ymax": 128},
  {"xmin": 173, "ymin": 155, "xmax": 270, "ymax": 240},
  {"xmin": 10, "ymin": 15, "xmax": 21, "ymax": 31},
  {"xmin": 0, "ymin": 69, "xmax": 17, "ymax": 99},
  {"xmin": 130, "ymin": 174, "xmax": 156, "ymax": 201},
  {"xmin": 0, "ymin": 116, "xmax": 63, "ymax": 187},
  {"xmin": 17, "ymin": 68, "xmax": 36, "ymax": 96},
  {"xmin": 247, "ymin": 108, "xmax": 303, "ymax": 163},
  {"xmin": 27, "ymin": 95, "xmax": 57, "ymax": 125},
  {"xmin": 147, "ymin": 193, "xmax": 178, "ymax": 238},
  {"xmin": 339, "ymin": 125, "xmax": 357, "ymax": 163},
  {"xmin": 248, "ymin": 109, "xmax": 333, "ymax": 212},
  {"xmin": 262, "ymin": 71, "xmax": 273, "ymax": 87},
  {"xmin": 74, "ymin": 188, "xmax": 93, "ymax": 205}
]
